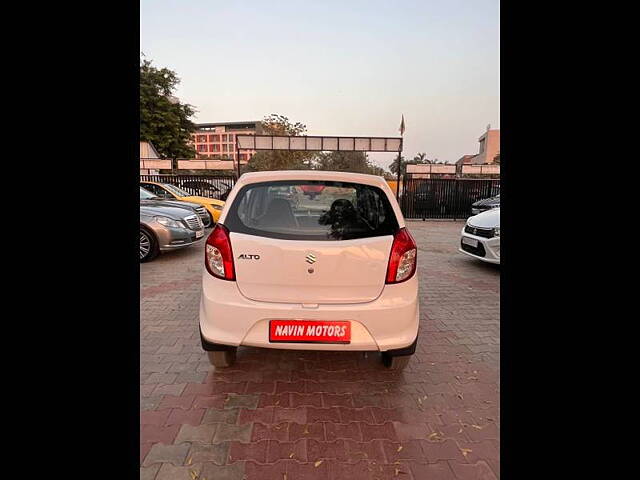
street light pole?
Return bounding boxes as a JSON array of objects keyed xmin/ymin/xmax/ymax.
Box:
[
  {"xmin": 395, "ymin": 150, "xmax": 402, "ymax": 202},
  {"xmin": 396, "ymin": 115, "xmax": 405, "ymax": 202},
  {"xmin": 235, "ymin": 138, "xmax": 241, "ymax": 179}
]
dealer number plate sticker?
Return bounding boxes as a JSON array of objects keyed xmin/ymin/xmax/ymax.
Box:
[{"xmin": 269, "ymin": 320, "xmax": 351, "ymax": 344}]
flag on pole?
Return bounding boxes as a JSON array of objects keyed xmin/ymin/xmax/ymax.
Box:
[{"xmin": 399, "ymin": 115, "xmax": 405, "ymax": 136}]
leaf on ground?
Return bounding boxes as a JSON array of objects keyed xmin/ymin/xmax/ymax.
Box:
[
  {"xmin": 461, "ymin": 448, "xmax": 473, "ymax": 457},
  {"xmin": 471, "ymin": 424, "xmax": 483, "ymax": 430},
  {"xmin": 189, "ymin": 470, "xmax": 199, "ymax": 480},
  {"xmin": 303, "ymin": 425, "xmax": 310, "ymax": 434},
  {"xmin": 186, "ymin": 456, "xmax": 192, "ymax": 465},
  {"xmin": 397, "ymin": 446, "xmax": 403, "ymax": 452},
  {"xmin": 314, "ymin": 460, "xmax": 323, "ymax": 467},
  {"xmin": 457, "ymin": 393, "xmax": 464, "ymax": 400},
  {"xmin": 289, "ymin": 452, "xmax": 295, "ymax": 458}
]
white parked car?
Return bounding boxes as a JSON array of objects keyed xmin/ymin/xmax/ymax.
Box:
[
  {"xmin": 199, "ymin": 171, "xmax": 419, "ymax": 370},
  {"xmin": 459, "ymin": 207, "xmax": 500, "ymax": 264}
]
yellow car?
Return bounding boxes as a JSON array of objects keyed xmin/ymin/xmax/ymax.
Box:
[{"xmin": 140, "ymin": 181, "xmax": 225, "ymax": 225}]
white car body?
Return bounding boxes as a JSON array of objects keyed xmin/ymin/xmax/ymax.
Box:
[
  {"xmin": 199, "ymin": 171, "xmax": 419, "ymax": 360},
  {"xmin": 459, "ymin": 207, "xmax": 500, "ymax": 264}
]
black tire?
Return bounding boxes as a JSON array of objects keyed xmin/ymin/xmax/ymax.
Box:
[
  {"xmin": 207, "ymin": 349, "xmax": 236, "ymax": 368},
  {"xmin": 382, "ymin": 353, "xmax": 411, "ymax": 370},
  {"xmin": 140, "ymin": 227, "xmax": 159, "ymax": 263}
]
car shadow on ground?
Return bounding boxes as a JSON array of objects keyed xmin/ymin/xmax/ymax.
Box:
[
  {"xmin": 212, "ymin": 345, "xmax": 406, "ymax": 378},
  {"xmin": 456, "ymin": 256, "xmax": 500, "ymax": 275}
]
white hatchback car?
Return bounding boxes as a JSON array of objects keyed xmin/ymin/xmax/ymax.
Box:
[
  {"xmin": 199, "ymin": 171, "xmax": 419, "ymax": 370},
  {"xmin": 459, "ymin": 207, "xmax": 500, "ymax": 264}
]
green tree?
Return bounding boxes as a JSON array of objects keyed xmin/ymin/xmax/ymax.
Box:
[
  {"xmin": 140, "ymin": 59, "xmax": 196, "ymax": 163},
  {"xmin": 388, "ymin": 155, "xmax": 407, "ymax": 176},
  {"xmin": 389, "ymin": 152, "xmax": 431, "ymax": 176},
  {"xmin": 413, "ymin": 152, "xmax": 430, "ymax": 164},
  {"xmin": 245, "ymin": 114, "xmax": 313, "ymax": 172},
  {"xmin": 313, "ymin": 151, "xmax": 369, "ymax": 173},
  {"xmin": 313, "ymin": 151, "xmax": 390, "ymax": 178}
]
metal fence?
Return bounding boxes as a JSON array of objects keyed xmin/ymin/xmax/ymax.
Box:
[
  {"xmin": 140, "ymin": 173, "xmax": 499, "ymax": 220},
  {"xmin": 400, "ymin": 176, "xmax": 500, "ymax": 220},
  {"xmin": 140, "ymin": 174, "xmax": 237, "ymax": 200}
]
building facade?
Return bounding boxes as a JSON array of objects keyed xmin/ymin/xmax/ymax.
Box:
[
  {"xmin": 473, "ymin": 129, "xmax": 500, "ymax": 165},
  {"xmin": 191, "ymin": 121, "xmax": 262, "ymax": 164},
  {"xmin": 140, "ymin": 141, "xmax": 171, "ymax": 175},
  {"xmin": 455, "ymin": 128, "xmax": 500, "ymax": 175}
]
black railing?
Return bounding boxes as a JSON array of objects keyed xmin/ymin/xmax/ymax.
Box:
[
  {"xmin": 140, "ymin": 174, "xmax": 237, "ymax": 200},
  {"xmin": 400, "ymin": 176, "xmax": 500, "ymax": 220}
]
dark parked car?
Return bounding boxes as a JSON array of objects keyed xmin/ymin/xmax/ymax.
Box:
[
  {"xmin": 471, "ymin": 194, "xmax": 500, "ymax": 215},
  {"xmin": 178, "ymin": 180, "xmax": 220, "ymax": 198}
]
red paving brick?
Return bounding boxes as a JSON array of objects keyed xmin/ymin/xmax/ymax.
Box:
[
  {"xmin": 140, "ymin": 222, "xmax": 500, "ymax": 477},
  {"xmin": 164, "ymin": 408, "xmax": 205, "ymax": 426},
  {"xmin": 228, "ymin": 440, "xmax": 269, "ymax": 463},
  {"xmin": 266, "ymin": 439, "xmax": 307, "ymax": 463}
]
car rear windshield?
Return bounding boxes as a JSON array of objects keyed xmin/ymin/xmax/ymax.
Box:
[{"xmin": 225, "ymin": 180, "xmax": 399, "ymax": 241}]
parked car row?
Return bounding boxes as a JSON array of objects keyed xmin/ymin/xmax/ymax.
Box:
[
  {"xmin": 140, "ymin": 181, "xmax": 226, "ymax": 224},
  {"xmin": 139, "ymin": 185, "xmax": 224, "ymax": 262}
]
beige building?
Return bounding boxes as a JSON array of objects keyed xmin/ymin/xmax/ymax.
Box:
[
  {"xmin": 140, "ymin": 141, "xmax": 171, "ymax": 174},
  {"xmin": 455, "ymin": 127, "xmax": 500, "ymax": 174},
  {"xmin": 191, "ymin": 121, "xmax": 262, "ymax": 164},
  {"xmin": 473, "ymin": 129, "xmax": 500, "ymax": 165}
]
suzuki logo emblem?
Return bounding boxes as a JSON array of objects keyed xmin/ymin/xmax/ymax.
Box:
[{"xmin": 305, "ymin": 253, "xmax": 317, "ymax": 264}]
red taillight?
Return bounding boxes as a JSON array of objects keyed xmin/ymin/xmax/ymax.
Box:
[
  {"xmin": 205, "ymin": 224, "xmax": 235, "ymax": 281},
  {"xmin": 386, "ymin": 228, "xmax": 418, "ymax": 284}
]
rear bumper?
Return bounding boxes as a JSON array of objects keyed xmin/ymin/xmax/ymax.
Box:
[{"xmin": 199, "ymin": 273, "xmax": 419, "ymax": 352}]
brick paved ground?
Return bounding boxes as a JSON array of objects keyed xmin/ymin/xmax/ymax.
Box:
[{"xmin": 140, "ymin": 221, "xmax": 499, "ymax": 479}]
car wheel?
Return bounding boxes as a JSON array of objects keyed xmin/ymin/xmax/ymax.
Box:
[
  {"xmin": 382, "ymin": 353, "xmax": 411, "ymax": 370},
  {"xmin": 140, "ymin": 227, "xmax": 159, "ymax": 263},
  {"xmin": 207, "ymin": 349, "xmax": 236, "ymax": 368}
]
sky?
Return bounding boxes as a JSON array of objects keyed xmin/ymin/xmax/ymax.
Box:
[{"xmin": 140, "ymin": 0, "xmax": 499, "ymax": 170}]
